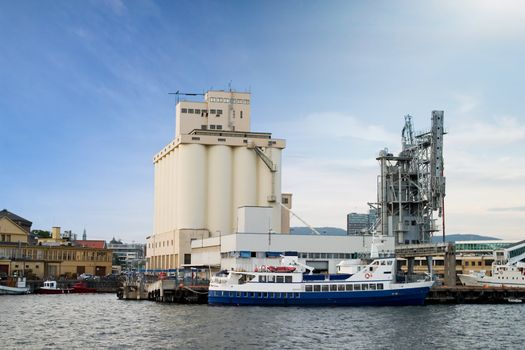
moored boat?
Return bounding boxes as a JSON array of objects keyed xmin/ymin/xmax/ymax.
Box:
[
  {"xmin": 209, "ymin": 255, "xmax": 434, "ymax": 306},
  {"xmin": 71, "ymin": 281, "xmax": 97, "ymax": 293},
  {"xmin": 0, "ymin": 277, "xmax": 30, "ymax": 295},
  {"xmin": 459, "ymin": 262, "xmax": 525, "ymax": 288},
  {"xmin": 35, "ymin": 280, "xmax": 73, "ymax": 294}
]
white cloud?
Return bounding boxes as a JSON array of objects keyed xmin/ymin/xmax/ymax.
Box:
[
  {"xmin": 278, "ymin": 112, "xmax": 398, "ymax": 144},
  {"xmin": 445, "ymin": 0, "xmax": 525, "ymax": 39},
  {"xmin": 448, "ymin": 116, "xmax": 525, "ymax": 147}
]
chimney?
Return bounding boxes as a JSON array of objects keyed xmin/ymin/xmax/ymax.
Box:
[{"xmin": 51, "ymin": 227, "xmax": 61, "ymax": 240}]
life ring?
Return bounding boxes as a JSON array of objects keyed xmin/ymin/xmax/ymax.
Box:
[{"xmin": 365, "ymin": 273, "xmax": 372, "ymax": 279}]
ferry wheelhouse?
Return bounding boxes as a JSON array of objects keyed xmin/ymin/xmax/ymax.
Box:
[{"xmin": 209, "ymin": 256, "xmax": 433, "ymax": 306}]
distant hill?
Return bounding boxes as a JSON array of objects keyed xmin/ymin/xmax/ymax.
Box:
[
  {"xmin": 432, "ymin": 234, "xmax": 500, "ymax": 243},
  {"xmin": 290, "ymin": 227, "xmax": 347, "ymax": 236},
  {"xmin": 290, "ymin": 228, "xmax": 501, "ymax": 242}
]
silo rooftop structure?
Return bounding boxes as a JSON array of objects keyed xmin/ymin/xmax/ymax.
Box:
[{"xmin": 147, "ymin": 90, "xmax": 287, "ymax": 270}]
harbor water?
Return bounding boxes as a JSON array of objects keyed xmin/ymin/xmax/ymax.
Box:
[{"xmin": 1, "ymin": 294, "xmax": 522, "ymax": 349}]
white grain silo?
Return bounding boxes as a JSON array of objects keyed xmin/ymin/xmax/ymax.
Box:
[
  {"xmin": 207, "ymin": 145, "xmax": 233, "ymax": 237},
  {"xmin": 177, "ymin": 143, "xmax": 208, "ymax": 229},
  {"xmin": 147, "ymin": 90, "xmax": 287, "ymax": 270},
  {"xmin": 232, "ymin": 146, "xmax": 258, "ymax": 231}
]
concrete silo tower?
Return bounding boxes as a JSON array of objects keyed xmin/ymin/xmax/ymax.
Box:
[{"xmin": 146, "ymin": 90, "xmax": 287, "ymax": 270}]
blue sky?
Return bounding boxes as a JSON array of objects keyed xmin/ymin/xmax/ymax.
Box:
[{"xmin": 1, "ymin": 0, "xmax": 524, "ymax": 242}]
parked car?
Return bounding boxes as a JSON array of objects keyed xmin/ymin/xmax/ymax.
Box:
[{"xmin": 79, "ymin": 273, "xmax": 94, "ymax": 280}]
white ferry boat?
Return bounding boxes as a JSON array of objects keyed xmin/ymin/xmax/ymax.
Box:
[
  {"xmin": 459, "ymin": 262, "xmax": 525, "ymax": 288},
  {"xmin": 209, "ymin": 255, "xmax": 434, "ymax": 306}
]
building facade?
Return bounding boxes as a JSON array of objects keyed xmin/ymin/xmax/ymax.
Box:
[
  {"xmin": 347, "ymin": 209, "xmax": 377, "ymax": 235},
  {"xmin": 0, "ymin": 210, "xmax": 32, "ymax": 243},
  {"xmin": 147, "ymin": 90, "xmax": 289, "ymax": 270},
  {"xmin": 0, "ymin": 211, "xmax": 112, "ymax": 279},
  {"xmin": 0, "ymin": 244, "xmax": 112, "ymax": 279}
]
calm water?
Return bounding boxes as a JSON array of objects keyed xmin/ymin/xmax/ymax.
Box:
[{"xmin": 0, "ymin": 294, "xmax": 523, "ymax": 349}]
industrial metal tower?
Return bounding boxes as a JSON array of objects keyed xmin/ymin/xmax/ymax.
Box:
[{"xmin": 372, "ymin": 111, "xmax": 446, "ymax": 245}]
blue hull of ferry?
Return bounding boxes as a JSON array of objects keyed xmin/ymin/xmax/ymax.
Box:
[{"xmin": 208, "ymin": 286, "xmax": 431, "ymax": 306}]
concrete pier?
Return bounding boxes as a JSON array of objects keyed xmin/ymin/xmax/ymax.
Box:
[
  {"xmin": 427, "ymin": 286, "xmax": 525, "ymax": 304},
  {"xmin": 146, "ymin": 279, "xmax": 208, "ymax": 303}
]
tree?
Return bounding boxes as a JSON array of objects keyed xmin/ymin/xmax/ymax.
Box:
[{"xmin": 31, "ymin": 230, "xmax": 51, "ymax": 238}]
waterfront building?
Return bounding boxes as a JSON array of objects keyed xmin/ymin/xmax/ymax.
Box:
[
  {"xmin": 0, "ymin": 209, "xmax": 32, "ymax": 243},
  {"xmin": 75, "ymin": 239, "xmax": 107, "ymax": 249},
  {"xmin": 108, "ymin": 238, "xmax": 145, "ymax": 268},
  {"xmin": 346, "ymin": 209, "xmax": 377, "ymax": 235},
  {"xmin": 147, "ymin": 90, "xmax": 288, "ymax": 270},
  {"xmin": 0, "ymin": 211, "xmax": 112, "ymax": 279},
  {"xmin": 0, "ymin": 243, "xmax": 112, "ymax": 279},
  {"xmin": 190, "ymin": 231, "xmax": 395, "ymax": 274},
  {"xmin": 404, "ymin": 240, "xmax": 523, "ymax": 278}
]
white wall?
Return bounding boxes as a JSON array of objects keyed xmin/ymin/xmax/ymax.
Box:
[{"xmin": 237, "ymin": 206, "xmax": 272, "ymax": 233}]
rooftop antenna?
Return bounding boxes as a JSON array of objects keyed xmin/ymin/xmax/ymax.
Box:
[{"xmin": 168, "ymin": 91, "xmax": 205, "ymax": 104}]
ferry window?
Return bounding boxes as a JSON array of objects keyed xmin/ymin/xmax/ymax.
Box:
[
  {"xmin": 276, "ymin": 293, "xmax": 281, "ymax": 298},
  {"xmin": 285, "ymin": 276, "xmax": 292, "ymax": 283},
  {"xmin": 249, "ymin": 292, "xmax": 254, "ymax": 297},
  {"xmin": 305, "ymin": 285, "xmax": 313, "ymax": 292},
  {"xmin": 294, "ymin": 293, "xmax": 300, "ymax": 298},
  {"xmin": 362, "ymin": 284, "xmax": 369, "ymax": 290},
  {"xmin": 322, "ymin": 285, "xmax": 329, "ymax": 292},
  {"xmin": 338, "ymin": 285, "xmax": 345, "ymax": 291},
  {"xmin": 181, "ymin": 108, "xmax": 187, "ymax": 113},
  {"xmin": 346, "ymin": 284, "xmax": 353, "ymax": 291},
  {"xmin": 377, "ymin": 284, "xmax": 384, "ymax": 290},
  {"xmin": 260, "ymin": 276, "xmax": 267, "ymax": 282},
  {"xmin": 263, "ymin": 292, "xmax": 268, "ymax": 298},
  {"xmin": 314, "ymin": 285, "xmax": 321, "ymax": 292},
  {"xmin": 330, "ymin": 284, "xmax": 337, "ymax": 291},
  {"xmin": 276, "ymin": 276, "xmax": 284, "ymax": 283},
  {"xmin": 188, "ymin": 109, "xmax": 194, "ymax": 113},
  {"xmin": 287, "ymin": 293, "xmax": 294, "ymax": 298},
  {"xmin": 221, "ymin": 291, "xmax": 226, "ymax": 296},
  {"xmin": 270, "ymin": 293, "xmax": 275, "ymax": 298},
  {"xmin": 268, "ymin": 276, "xmax": 275, "ymax": 283},
  {"xmin": 370, "ymin": 284, "xmax": 377, "ymax": 290},
  {"xmin": 242, "ymin": 292, "xmax": 248, "ymax": 297},
  {"xmin": 236, "ymin": 292, "xmax": 241, "ymax": 297},
  {"xmin": 381, "ymin": 261, "xmax": 386, "ymax": 265},
  {"xmin": 354, "ymin": 284, "xmax": 361, "ymax": 291},
  {"xmin": 229, "ymin": 292, "xmax": 234, "ymax": 297},
  {"xmin": 321, "ymin": 253, "xmax": 327, "ymax": 259},
  {"xmin": 256, "ymin": 292, "xmax": 261, "ymax": 298}
]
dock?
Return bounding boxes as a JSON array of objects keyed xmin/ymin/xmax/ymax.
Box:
[
  {"xmin": 117, "ymin": 275, "xmax": 209, "ymax": 303},
  {"xmin": 427, "ymin": 286, "xmax": 525, "ymax": 304},
  {"xmin": 146, "ymin": 279, "xmax": 208, "ymax": 303}
]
